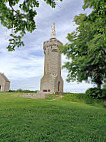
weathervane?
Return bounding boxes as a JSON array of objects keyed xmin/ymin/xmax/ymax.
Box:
[{"xmin": 51, "ymin": 23, "xmax": 56, "ymax": 38}]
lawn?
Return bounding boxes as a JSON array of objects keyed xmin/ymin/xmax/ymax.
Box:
[{"xmin": 0, "ymin": 92, "xmax": 106, "ymax": 142}]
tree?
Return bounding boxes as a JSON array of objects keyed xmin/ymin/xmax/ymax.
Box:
[
  {"xmin": 61, "ymin": 0, "xmax": 106, "ymax": 89},
  {"xmin": 0, "ymin": 0, "xmax": 62, "ymax": 51},
  {"xmin": 103, "ymin": 80, "xmax": 106, "ymax": 89}
]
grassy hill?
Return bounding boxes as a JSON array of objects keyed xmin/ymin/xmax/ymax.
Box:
[{"xmin": 0, "ymin": 92, "xmax": 106, "ymax": 142}]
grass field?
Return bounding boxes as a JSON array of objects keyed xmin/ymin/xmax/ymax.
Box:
[{"xmin": 0, "ymin": 92, "xmax": 106, "ymax": 142}]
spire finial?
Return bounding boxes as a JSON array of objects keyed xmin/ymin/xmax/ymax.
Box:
[{"xmin": 51, "ymin": 23, "xmax": 56, "ymax": 38}]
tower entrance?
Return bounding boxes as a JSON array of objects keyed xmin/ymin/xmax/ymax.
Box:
[{"xmin": 58, "ymin": 81, "xmax": 60, "ymax": 92}]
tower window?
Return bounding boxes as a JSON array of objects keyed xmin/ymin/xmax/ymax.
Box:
[
  {"xmin": 43, "ymin": 90, "xmax": 47, "ymax": 92},
  {"xmin": 52, "ymin": 49, "xmax": 57, "ymax": 52}
]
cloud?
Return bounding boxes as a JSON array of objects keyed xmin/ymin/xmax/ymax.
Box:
[{"xmin": 0, "ymin": 0, "xmax": 93, "ymax": 92}]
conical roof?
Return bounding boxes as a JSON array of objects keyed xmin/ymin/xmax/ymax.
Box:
[{"xmin": 0, "ymin": 73, "xmax": 10, "ymax": 82}]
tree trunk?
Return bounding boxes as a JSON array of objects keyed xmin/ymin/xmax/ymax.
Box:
[{"xmin": 97, "ymin": 83, "xmax": 101, "ymax": 89}]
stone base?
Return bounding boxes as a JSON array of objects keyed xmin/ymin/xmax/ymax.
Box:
[
  {"xmin": 36, "ymin": 91, "xmax": 50, "ymax": 98},
  {"xmin": 22, "ymin": 91, "xmax": 48, "ymax": 99}
]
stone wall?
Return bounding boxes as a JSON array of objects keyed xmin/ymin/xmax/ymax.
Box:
[{"xmin": 0, "ymin": 73, "xmax": 10, "ymax": 92}]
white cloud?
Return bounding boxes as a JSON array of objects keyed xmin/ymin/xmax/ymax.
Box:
[{"xmin": 0, "ymin": 0, "xmax": 93, "ymax": 92}]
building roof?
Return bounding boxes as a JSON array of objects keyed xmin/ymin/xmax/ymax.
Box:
[{"xmin": 0, "ymin": 73, "xmax": 10, "ymax": 82}]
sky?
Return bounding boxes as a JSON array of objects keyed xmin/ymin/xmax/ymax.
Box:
[{"xmin": 0, "ymin": 0, "xmax": 95, "ymax": 93}]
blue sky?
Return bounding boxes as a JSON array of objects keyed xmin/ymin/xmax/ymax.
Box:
[{"xmin": 0, "ymin": 0, "xmax": 94, "ymax": 93}]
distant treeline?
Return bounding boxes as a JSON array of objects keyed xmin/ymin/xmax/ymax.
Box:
[{"xmin": 9, "ymin": 89, "xmax": 38, "ymax": 93}]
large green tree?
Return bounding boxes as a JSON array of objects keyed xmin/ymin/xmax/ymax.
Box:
[
  {"xmin": 61, "ymin": 0, "xmax": 106, "ymax": 88},
  {"xmin": 0, "ymin": 0, "xmax": 62, "ymax": 51}
]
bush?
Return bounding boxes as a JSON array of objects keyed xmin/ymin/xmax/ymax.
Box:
[
  {"xmin": 9, "ymin": 89, "xmax": 38, "ymax": 93},
  {"xmin": 103, "ymin": 80, "xmax": 106, "ymax": 89},
  {"xmin": 102, "ymin": 89, "xmax": 106, "ymax": 99},
  {"xmin": 86, "ymin": 88, "xmax": 103, "ymax": 99}
]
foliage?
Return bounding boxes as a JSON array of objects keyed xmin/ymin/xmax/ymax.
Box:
[
  {"xmin": 61, "ymin": 0, "xmax": 106, "ymax": 88},
  {"xmin": 103, "ymin": 80, "xmax": 106, "ymax": 89},
  {"xmin": 86, "ymin": 87, "xmax": 106, "ymax": 99},
  {"xmin": 102, "ymin": 89, "xmax": 106, "ymax": 99},
  {"xmin": 9, "ymin": 89, "xmax": 38, "ymax": 93},
  {"xmin": 0, "ymin": 0, "xmax": 62, "ymax": 51},
  {"xmin": 102, "ymin": 80, "xmax": 106, "ymax": 98},
  {"xmin": 0, "ymin": 92, "xmax": 106, "ymax": 141},
  {"xmin": 85, "ymin": 87, "xmax": 103, "ymax": 98},
  {"xmin": 62, "ymin": 92, "xmax": 105, "ymax": 106}
]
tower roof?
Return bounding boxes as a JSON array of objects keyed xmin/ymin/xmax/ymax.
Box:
[
  {"xmin": 43, "ymin": 23, "xmax": 63, "ymax": 50},
  {"xmin": 0, "ymin": 73, "xmax": 10, "ymax": 82},
  {"xmin": 51, "ymin": 23, "xmax": 56, "ymax": 39}
]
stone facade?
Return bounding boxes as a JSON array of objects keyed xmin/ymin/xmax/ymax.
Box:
[
  {"xmin": 0, "ymin": 73, "xmax": 10, "ymax": 92},
  {"xmin": 40, "ymin": 23, "xmax": 63, "ymax": 94}
]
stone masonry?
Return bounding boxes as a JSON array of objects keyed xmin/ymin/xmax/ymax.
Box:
[
  {"xmin": 0, "ymin": 73, "xmax": 10, "ymax": 92},
  {"xmin": 40, "ymin": 23, "xmax": 63, "ymax": 94}
]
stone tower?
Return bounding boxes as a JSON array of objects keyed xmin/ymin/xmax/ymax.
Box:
[{"xmin": 40, "ymin": 23, "xmax": 63, "ymax": 94}]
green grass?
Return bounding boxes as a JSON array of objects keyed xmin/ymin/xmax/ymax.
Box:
[{"xmin": 0, "ymin": 92, "xmax": 106, "ymax": 142}]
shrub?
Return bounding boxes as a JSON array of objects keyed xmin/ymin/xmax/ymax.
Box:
[
  {"xmin": 102, "ymin": 89, "xmax": 106, "ymax": 99},
  {"xmin": 86, "ymin": 88, "xmax": 103, "ymax": 99},
  {"xmin": 103, "ymin": 80, "xmax": 106, "ymax": 89},
  {"xmin": 9, "ymin": 89, "xmax": 38, "ymax": 93}
]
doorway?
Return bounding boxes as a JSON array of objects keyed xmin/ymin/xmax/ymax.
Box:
[{"xmin": 58, "ymin": 81, "xmax": 60, "ymax": 92}]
